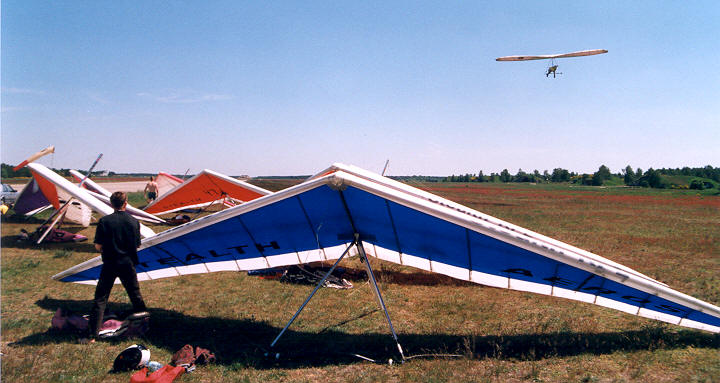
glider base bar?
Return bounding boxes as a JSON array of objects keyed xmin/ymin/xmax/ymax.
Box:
[
  {"xmin": 357, "ymin": 239, "xmax": 406, "ymax": 361},
  {"xmin": 270, "ymin": 238, "xmax": 357, "ymax": 349}
]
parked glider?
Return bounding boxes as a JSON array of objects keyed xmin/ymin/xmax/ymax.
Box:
[
  {"xmin": 17, "ymin": 168, "xmax": 92, "ymax": 227},
  {"xmin": 13, "ymin": 178, "xmax": 53, "ymax": 216},
  {"xmin": 12, "ymin": 145, "xmax": 58, "ymax": 216},
  {"xmin": 54, "ymin": 164, "xmax": 720, "ymax": 336},
  {"xmin": 143, "ymin": 169, "xmax": 271, "ymax": 215},
  {"xmin": 496, "ymin": 49, "xmax": 608, "ymax": 77},
  {"xmin": 26, "ymin": 163, "xmax": 156, "ymax": 238},
  {"xmin": 69, "ymin": 169, "xmax": 165, "ymax": 224}
]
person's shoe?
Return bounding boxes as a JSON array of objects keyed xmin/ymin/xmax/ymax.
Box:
[{"xmin": 128, "ymin": 311, "xmax": 150, "ymax": 320}]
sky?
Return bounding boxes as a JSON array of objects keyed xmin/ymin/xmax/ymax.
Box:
[{"xmin": 2, "ymin": 1, "xmax": 719, "ymax": 176}]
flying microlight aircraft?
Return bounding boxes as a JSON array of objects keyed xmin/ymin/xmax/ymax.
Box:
[{"xmin": 496, "ymin": 49, "xmax": 608, "ymax": 77}]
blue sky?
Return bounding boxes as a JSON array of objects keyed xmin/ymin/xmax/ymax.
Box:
[{"xmin": 2, "ymin": 1, "xmax": 718, "ymax": 176}]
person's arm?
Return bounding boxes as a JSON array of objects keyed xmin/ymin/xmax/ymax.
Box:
[
  {"xmin": 135, "ymin": 220, "xmax": 141, "ymax": 248},
  {"xmin": 94, "ymin": 220, "xmax": 105, "ymax": 253}
]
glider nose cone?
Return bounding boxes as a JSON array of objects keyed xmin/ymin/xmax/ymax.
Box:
[{"xmin": 327, "ymin": 173, "xmax": 349, "ymax": 191}]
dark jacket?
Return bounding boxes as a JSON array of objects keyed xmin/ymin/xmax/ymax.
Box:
[{"xmin": 94, "ymin": 210, "xmax": 141, "ymax": 265}]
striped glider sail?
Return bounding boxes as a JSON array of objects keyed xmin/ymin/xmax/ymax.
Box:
[
  {"xmin": 54, "ymin": 166, "xmax": 720, "ymax": 333},
  {"xmin": 143, "ymin": 169, "xmax": 271, "ymax": 215}
]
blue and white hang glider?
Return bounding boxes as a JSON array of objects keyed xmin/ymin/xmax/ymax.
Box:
[{"xmin": 54, "ymin": 163, "xmax": 720, "ymax": 336}]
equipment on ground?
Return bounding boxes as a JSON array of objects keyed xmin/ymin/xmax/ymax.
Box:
[{"xmin": 113, "ymin": 344, "xmax": 150, "ymax": 372}]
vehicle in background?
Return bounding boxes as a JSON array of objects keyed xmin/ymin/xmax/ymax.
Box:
[{"xmin": 1, "ymin": 184, "xmax": 19, "ymax": 204}]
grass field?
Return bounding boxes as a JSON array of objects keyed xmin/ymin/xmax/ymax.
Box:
[{"xmin": 1, "ymin": 182, "xmax": 718, "ymax": 382}]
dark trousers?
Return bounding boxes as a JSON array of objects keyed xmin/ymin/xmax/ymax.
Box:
[{"xmin": 89, "ymin": 260, "xmax": 147, "ymax": 337}]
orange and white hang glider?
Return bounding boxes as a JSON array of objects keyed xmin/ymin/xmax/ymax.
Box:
[
  {"xmin": 143, "ymin": 169, "xmax": 271, "ymax": 215},
  {"xmin": 496, "ymin": 49, "xmax": 608, "ymax": 78}
]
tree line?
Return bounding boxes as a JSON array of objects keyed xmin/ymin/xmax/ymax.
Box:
[
  {"xmin": 441, "ymin": 165, "xmax": 719, "ymax": 189},
  {"xmin": 3, "ymin": 162, "xmax": 718, "ymax": 190},
  {"xmin": 0, "ymin": 163, "xmax": 147, "ymax": 179}
]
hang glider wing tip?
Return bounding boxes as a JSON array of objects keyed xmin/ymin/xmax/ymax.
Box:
[
  {"xmin": 553, "ymin": 49, "xmax": 609, "ymax": 59},
  {"xmin": 55, "ymin": 164, "xmax": 720, "ymax": 332}
]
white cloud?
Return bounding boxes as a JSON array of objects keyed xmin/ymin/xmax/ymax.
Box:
[
  {"xmin": 2, "ymin": 87, "xmax": 45, "ymax": 95},
  {"xmin": 1, "ymin": 106, "xmax": 27, "ymax": 112},
  {"xmin": 137, "ymin": 91, "xmax": 232, "ymax": 104}
]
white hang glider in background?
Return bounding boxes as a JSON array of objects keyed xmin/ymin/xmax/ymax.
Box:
[
  {"xmin": 13, "ymin": 147, "xmax": 95, "ymax": 229},
  {"xmin": 69, "ymin": 169, "xmax": 165, "ymax": 224},
  {"xmin": 54, "ymin": 163, "xmax": 720, "ymax": 359},
  {"xmin": 25, "ymin": 163, "xmax": 157, "ymax": 239},
  {"xmin": 496, "ymin": 49, "xmax": 608, "ymax": 77}
]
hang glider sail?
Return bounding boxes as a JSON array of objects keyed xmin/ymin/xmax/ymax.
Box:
[
  {"xmin": 13, "ymin": 179, "xmax": 53, "ymax": 216},
  {"xmin": 496, "ymin": 49, "xmax": 608, "ymax": 77},
  {"xmin": 495, "ymin": 49, "xmax": 608, "ymax": 61},
  {"xmin": 69, "ymin": 169, "xmax": 165, "ymax": 224},
  {"xmin": 27, "ymin": 163, "xmax": 156, "ymax": 238},
  {"xmin": 143, "ymin": 169, "xmax": 271, "ymax": 215},
  {"xmin": 22, "ymin": 166, "xmax": 92, "ymax": 227},
  {"xmin": 54, "ymin": 164, "xmax": 720, "ymax": 333},
  {"xmin": 13, "ymin": 146, "xmax": 57, "ymax": 216},
  {"xmin": 155, "ymin": 172, "xmax": 184, "ymax": 197}
]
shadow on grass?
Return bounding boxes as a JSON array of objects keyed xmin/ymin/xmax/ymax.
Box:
[
  {"xmin": 1, "ymin": 233, "xmax": 97, "ymax": 253},
  {"xmin": 10, "ymin": 297, "xmax": 719, "ymax": 368},
  {"xmin": 326, "ymin": 267, "xmax": 475, "ymax": 287}
]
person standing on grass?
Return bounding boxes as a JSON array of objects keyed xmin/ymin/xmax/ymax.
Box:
[
  {"xmin": 144, "ymin": 176, "xmax": 159, "ymax": 203},
  {"xmin": 88, "ymin": 191, "xmax": 148, "ymax": 341}
]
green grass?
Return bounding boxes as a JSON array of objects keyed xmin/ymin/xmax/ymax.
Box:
[{"xmin": 1, "ymin": 183, "xmax": 718, "ymax": 382}]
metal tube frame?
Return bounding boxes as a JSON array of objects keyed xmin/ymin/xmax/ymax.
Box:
[
  {"xmin": 270, "ymin": 238, "xmax": 357, "ymax": 348},
  {"xmin": 270, "ymin": 233, "xmax": 406, "ymax": 362},
  {"xmin": 356, "ymin": 238, "xmax": 406, "ymax": 361}
]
